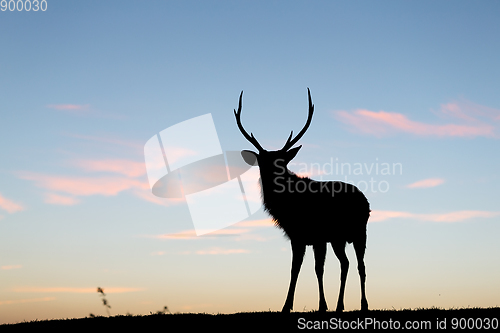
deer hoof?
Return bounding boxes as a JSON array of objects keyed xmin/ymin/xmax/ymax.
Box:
[
  {"xmin": 281, "ymin": 303, "xmax": 292, "ymax": 313},
  {"xmin": 318, "ymin": 301, "xmax": 328, "ymax": 313},
  {"xmin": 361, "ymin": 300, "xmax": 369, "ymax": 312}
]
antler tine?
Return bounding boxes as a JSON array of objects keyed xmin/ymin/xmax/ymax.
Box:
[
  {"xmin": 234, "ymin": 91, "xmax": 264, "ymax": 152},
  {"xmin": 281, "ymin": 88, "xmax": 314, "ymax": 151}
]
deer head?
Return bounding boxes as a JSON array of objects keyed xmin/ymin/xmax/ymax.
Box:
[{"xmin": 234, "ymin": 88, "xmax": 314, "ymax": 181}]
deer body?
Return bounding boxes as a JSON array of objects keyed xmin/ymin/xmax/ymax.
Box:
[
  {"xmin": 259, "ymin": 161, "xmax": 369, "ymax": 243},
  {"xmin": 235, "ymin": 89, "xmax": 369, "ymax": 313}
]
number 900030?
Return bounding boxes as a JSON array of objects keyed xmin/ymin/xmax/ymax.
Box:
[
  {"xmin": 1, "ymin": 0, "xmax": 47, "ymax": 11},
  {"xmin": 451, "ymin": 317, "xmax": 498, "ymax": 330}
]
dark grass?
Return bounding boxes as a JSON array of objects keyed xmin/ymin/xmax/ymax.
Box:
[{"xmin": 1, "ymin": 307, "xmax": 499, "ymax": 331}]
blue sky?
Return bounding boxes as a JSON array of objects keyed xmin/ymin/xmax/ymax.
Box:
[{"xmin": 1, "ymin": 0, "xmax": 499, "ymax": 323}]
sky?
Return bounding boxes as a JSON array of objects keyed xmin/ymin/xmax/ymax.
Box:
[{"xmin": 1, "ymin": 0, "xmax": 500, "ymax": 324}]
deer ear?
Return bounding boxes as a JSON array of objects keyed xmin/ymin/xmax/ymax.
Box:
[
  {"xmin": 241, "ymin": 150, "xmax": 258, "ymax": 166},
  {"xmin": 286, "ymin": 146, "xmax": 301, "ymax": 161}
]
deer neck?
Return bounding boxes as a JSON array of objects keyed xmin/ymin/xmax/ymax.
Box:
[{"xmin": 259, "ymin": 167, "xmax": 299, "ymax": 200}]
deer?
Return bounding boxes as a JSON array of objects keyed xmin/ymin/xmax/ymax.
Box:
[{"xmin": 234, "ymin": 88, "xmax": 370, "ymax": 313}]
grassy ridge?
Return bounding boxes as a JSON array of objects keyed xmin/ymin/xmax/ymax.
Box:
[{"xmin": 2, "ymin": 308, "xmax": 499, "ymax": 331}]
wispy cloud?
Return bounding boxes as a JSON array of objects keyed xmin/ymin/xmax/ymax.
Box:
[
  {"xmin": 185, "ymin": 247, "xmax": 250, "ymax": 255},
  {"xmin": 0, "ymin": 193, "xmax": 24, "ymax": 214},
  {"xmin": 152, "ymin": 228, "xmax": 251, "ymax": 240},
  {"xmin": 47, "ymin": 104, "xmax": 89, "ymax": 111},
  {"xmin": 334, "ymin": 99, "xmax": 500, "ymax": 138},
  {"xmin": 150, "ymin": 251, "xmax": 166, "ymax": 256},
  {"xmin": 235, "ymin": 218, "xmax": 274, "ymax": 228},
  {"xmin": 369, "ymin": 211, "xmax": 416, "ymax": 222},
  {"xmin": 370, "ymin": 210, "xmax": 500, "ymax": 223},
  {"xmin": 47, "ymin": 104, "xmax": 126, "ymax": 119},
  {"xmin": 13, "ymin": 287, "xmax": 145, "ymax": 293},
  {"xmin": 44, "ymin": 193, "xmax": 80, "ymax": 206},
  {"xmin": 407, "ymin": 178, "xmax": 445, "ymax": 189},
  {"xmin": 1, "ymin": 264, "xmax": 22, "ymax": 270},
  {"xmin": 18, "ymin": 172, "xmax": 147, "ymax": 197},
  {"xmin": 68, "ymin": 157, "xmax": 183, "ymax": 207},
  {"xmin": 18, "ymin": 155, "xmax": 184, "ymax": 207},
  {"xmin": 132, "ymin": 188, "xmax": 185, "ymax": 206},
  {"xmin": 162, "ymin": 147, "xmax": 198, "ymax": 166},
  {"xmin": 65, "ymin": 133, "xmax": 143, "ymax": 150},
  {"xmin": 151, "ymin": 230, "xmax": 197, "ymax": 239},
  {"xmin": 148, "ymin": 218, "xmax": 274, "ymax": 242},
  {"xmin": 439, "ymin": 99, "xmax": 500, "ymax": 122},
  {"xmin": 73, "ymin": 159, "xmax": 146, "ymax": 177},
  {"xmin": 0, "ymin": 297, "xmax": 55, "ymax": 306}
]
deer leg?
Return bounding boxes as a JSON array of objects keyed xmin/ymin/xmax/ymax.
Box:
[
  {"xmin": 332, "ymin": 242, "xmax": 349, "ymax": 312},
  {"xmin": 313, "ymin": 243, "xmax": 328, "ymax": 312},
  {"xmin": 282, "ymin": 242, "xmax": 306, "ymax": 313},
  {"xmin": 354, "ymin": 238, "xmax": 369, "ymax": 311}
]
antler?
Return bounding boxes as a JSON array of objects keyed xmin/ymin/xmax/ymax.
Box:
[
  {"xmin": 280, "ymin": 88, "xmax": 314, "ymax": 151},
  {"xmin": 234, "ymin": 91, "xmax": 265, "ymax": 152}
]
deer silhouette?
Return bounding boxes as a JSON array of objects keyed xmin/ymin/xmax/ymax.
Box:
[{"xmin": 234, "ymin": 89, "xmax": 370, "ymax": 313}]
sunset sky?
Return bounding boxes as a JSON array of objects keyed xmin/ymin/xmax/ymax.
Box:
[{"xmin": 1, "ymin": 0, "xmax": 499, "ymax": 324}]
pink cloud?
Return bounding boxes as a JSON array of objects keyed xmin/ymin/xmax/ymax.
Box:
[
  {"xmin": 439, "ymin": 102, "xmax": 477, "ymax": 121},
  {"xmin": 407, "ymin": 178, "xmax": 445, "ymax": 189},
  {"xmin": 1, "ymin": 264, "xmax": 22, "ymax": 270},
  {"xmin": 19, "ymin": 172, "xmax": 147, "ymax": 197},
  {"xmin": 47, "ymin": 104, "xmax": 89, "ymax": 111},
  {"xmin": 153, "ymin": 230, "xmax": 199, "ymax": 239},
  {"xmin": 74, "ymin": 159, "xmax": 146, "ymax": 177},
  {"xmin": 164, "ymin": 147, "xmax": 198, "ymax": 166},
  {"xmin": 370, "ymin": 210, "xmax": 500, "ymax": 223},
  {"xmin": 44, "ymin": 193, "xmax": 80, "ymax": 206},
  {"xmin": 422, "ymin": 211, "xmax": 500, "ymax": 222},
  {"xmin": 153, "ymin": 228, "xmax": 251, "ymax": 239},
  {"xmin": 18, "ymin": 156, "xmax": 184, "ymax": 207},
  {"xmin": 13, "ymin": 287, "xmax": 144, "ymax": 293},
  {"xmin": 335, "ymin": 99, "xmax": 500, "ymax": 138},
  {"xmin": 440, "ymin": 99, "xmax": 500, "ymax": 121},
  {"xmin": 191, "ymin": 247, "xmax": 250, "ymax": 255},
  {"xmin": 149, "ymin": 218, "xmax": 273, "ymax": 241},
  {"xmin": 369, "ymin": 210, "xmax": 415, "ymax": 222},
  {"xmin": 46, "ymin": 104, "xmax": 126, "ymax": 119},
  {"xmin": 46, "ymin": 104, "xmax": 95, "ymax": 117},
  {"xmin": 68, "ymin": 158, "xmax": 184, "ymax": 206},
  {"xmin": 0, "ymin": 193, "xmax": 24, "ymax": 213},
  {"xmin": 132, "ymin": 188, "xmax": 184, "ymax": 206},
  {"xmin": 336, "ymin": 109, "xmax": 495, "ymax": 137},
  {"xmin": 235, "ymin": 218, "xmax": 274, "ymax": 228},
  {"xmin": 66, "ymin": 133, "xmax": 143, "ymax": 150},
  {"xmin": 0, "ymin": 297, "xmax": 55, "ymax": 306}
]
